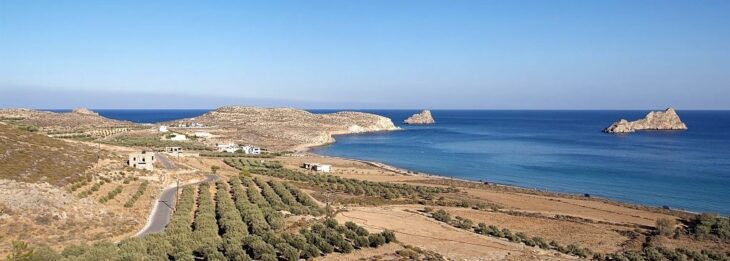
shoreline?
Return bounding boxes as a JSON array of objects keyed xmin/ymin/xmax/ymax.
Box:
[{"xmin": 300, "ymin": 143, "xmax": 698, "ymax": 218}]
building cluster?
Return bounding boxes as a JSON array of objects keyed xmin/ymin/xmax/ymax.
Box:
[
  {"xmin": 128, "ymin": 151, "xmax": 156, "ymax": 171},
  {"xmin": 216, "ymin": 143, "xmax": 261, "ymax": 154},
  {"xmin": 174, "ymin": 121, "xmax": 204, "ymax": 128},
  {"xmin": 301, "ymin": 162, "xmax": 331, "ymax": 173}
]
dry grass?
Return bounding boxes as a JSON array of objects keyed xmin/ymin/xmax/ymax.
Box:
[{"xmin": 0, "ymin": 123, "xmax": 103, "ymax": 186}]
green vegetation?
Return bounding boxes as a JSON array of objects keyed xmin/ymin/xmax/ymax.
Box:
[
  {"xmin": 224, "ymin": 159, "xmax": 457, "ymax": 202},
  {"xmin": 12, "ymin": 178, "xmax": 395, "ymax": 260},
  {"xmin": 424, "ymin": 208, "xmax": 730, "ymax": 261},
  {"xmin": 103, "ymin": 135, "xmax": 210, "ymax": 150},
  {"xmin": 66, "ymin": 179, "xmax": 91, "ymax": 193},
  {"xmin": 688, "ymin": 213, "xmax": 730, "ymax": 240},
  {"xmin": 77, "ymin": 181, "xmax": 104, "ymax": 199},
  {"xmin": 123, "ymin": 181, "xmax": 149, "ymax": 208},
  {"xmin": 224, "ymin": 158, "xmax": 283, "ymax": 171},
  {"xmin": 99, "ymin": 185, "xmax": 123, "ymax": 203}
]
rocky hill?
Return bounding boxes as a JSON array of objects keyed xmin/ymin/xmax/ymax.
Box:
[
  {"xmin": 169, "ymin": 106, "xmax": 399, "ymax": 150},
  {"xmin": 404, "ymin": 110, "xmax": 435, "ymax": 124},
  {"xmin": 0, "ymin": 122, "xmax": 100, "ymax": 185},
  {"xmin": 0, "ymin": 108, "xmax": 134, "ymax": 132},
  {"xmin": 604, "ymin": 108, "xmax": 688, "ymax": 133}
]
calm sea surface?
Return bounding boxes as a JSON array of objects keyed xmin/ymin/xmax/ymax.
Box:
[
  {"xmin": 311, "ymin": 110, "xmax": 730, "ymax": 215},
  {"xmin": 49, "ymin": 109, "xmax": 730, "ymax": 214}
]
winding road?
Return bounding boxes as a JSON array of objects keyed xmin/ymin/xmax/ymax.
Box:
[{"xmin": 135, "ymin": 175, "xmax": 218, "ymax": 237}]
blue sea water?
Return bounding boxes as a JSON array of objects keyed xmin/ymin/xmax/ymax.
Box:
[
  {"xmin": 310, "ymin": 110, "xmax": 730, "ymax": 215},
  {"xmin": 47, "ymin": 108, "xmax": 730, "ymax": 214}
]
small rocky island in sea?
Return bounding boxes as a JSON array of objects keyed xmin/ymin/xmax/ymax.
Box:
[
  {"xmin": 603, "ymin": 108, "xmax": 687, "ymax": 133},
  {"xmin": 404, "ymin": 110, "xmax": 435, "ymax": 124}
]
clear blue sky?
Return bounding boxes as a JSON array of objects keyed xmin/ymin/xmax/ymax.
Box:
[{"xmin": 1, "ymin": 1, "xmax": 728, "ymax": 109}]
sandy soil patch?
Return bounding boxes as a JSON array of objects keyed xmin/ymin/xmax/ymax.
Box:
[{"xmin": 335, "ymin": 205, "xmax": 573, "ymax": 260}]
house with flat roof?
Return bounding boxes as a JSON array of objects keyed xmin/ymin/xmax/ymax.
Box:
[
  {"xmin": 242, "ymin": 145, "xmax": 261, "ymax": 155},
  {"xmin": 128, "ymin": 151, "xmax": 156, "ymax": 171},
  {"xmin": 302, "ymin": 162, "xmax": 331, "ymax": 173},
  {"xmin": 217, "ymin": 143, "xmax": 239, "ymax": 153}
]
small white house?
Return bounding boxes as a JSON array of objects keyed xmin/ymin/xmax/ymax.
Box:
[
  {"xmin": 302, "ymin": 163, "xmax": 331, "ymax": 173},
  {"xmin": 128, "ymin": 151, "xmax": 156, "ymax": 171},
  {"xmin": 241, "ymin": 145, "xmax": 261, "ymax": 155},
  {"xmin": 159, "ymin": 126, "xmax": 168, "ymax": 133},
  {"xmin": 217, "ymin": 143, "xmax": 239, "ymax": 153},
  {"xmin": 170, "ymin": 134, "xmax": 187, "ymax": 141}
]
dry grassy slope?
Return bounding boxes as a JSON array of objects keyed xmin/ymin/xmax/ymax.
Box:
[
  {"xmin": 170, "ymin": 106, "xmax": 399, "ymax": 150},
  {"xmin": 0, "ymin": 123, "xmax": 99, "ymax": 186},
  {"xmin": 0, "ymin": 108, "xmax": 134, "ymax": 131}
]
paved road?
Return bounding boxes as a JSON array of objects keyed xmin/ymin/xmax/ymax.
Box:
[
  {"xmin": 155, "ymin": 153, "xmax": 175, "ymax": 169},
  {"xmin": 135, "ymin": 175, "xmax": 218, "ymax": 237}
]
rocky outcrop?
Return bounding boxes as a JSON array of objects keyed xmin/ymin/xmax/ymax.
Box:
[
  {"xmin": 603, "ymin": 108, "xmax": 688, "ymax": 133},
  {"xmin": 172, "ymin": 106, "xmax": 400, "ymax": 150},
  {"xmin": 71, "ymin": 107, "xmax": 99, "ymax": 116},
  {"xmin": 404, "ymin": 110, "xmax": 435, "ymax": 124}
]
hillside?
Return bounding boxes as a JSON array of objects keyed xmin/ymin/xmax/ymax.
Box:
[
  {"xmin": 0, "ymin": 122, "xmax": 99, "ymax": 186},
  {"xmin": 168, "ymin": 106, "xmax": 399, "ymax": 150},
  {"xmin": 0, "ymin": 108, "xmax": 135, "ymax": 132}
]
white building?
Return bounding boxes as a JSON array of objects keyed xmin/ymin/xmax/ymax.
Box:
[
  {"xmin": 302, "ymin": 163, "xmax": 331, "ymax": 173},
  {"xmin": 159, "ymin": 126, "xmax": 168, "ymax": 133},
  {"xmin": 128, "ymin": 151, "xmax": 156, "ymax": 171},
  {"xmin": 241, "ymin": 145, "xmax": 261, "ymax": 155},
  {"xmin": 217, "ymin": 143, "xmax": 239, "ymax": 153}
]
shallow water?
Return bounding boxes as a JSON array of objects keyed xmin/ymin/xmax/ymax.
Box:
[{"xmin": 311, "ymin": 110, "xmax": 730, "ymax": 215}]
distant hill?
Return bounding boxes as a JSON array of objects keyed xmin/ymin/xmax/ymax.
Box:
[
  {"xmin": 0, "ymin": 108, "xmax": 135, "ymax": 131},
  {"xmin": 166, "ymin": 106, "xmax": 399, "ymax": 150},
  {"xmin": 0, "ymin": 122, "xmax": 99, "ymax": 186}
]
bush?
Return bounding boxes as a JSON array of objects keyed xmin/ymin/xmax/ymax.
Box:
[
  {"xmin": 368, "ymin": 234, "xmax": 386, "ymax": 247},
  {"xmin": 655, "ymin": 218, "xmax": 676, "ymax": 237},
  {"xmin": 433, "ymin": 209, "xmax": 451, "ymax": 223},
  {"xmin": 454, "ymin": 216, "xmax": 474, "ymax": 230},
  {"xmin": 689, "ymin": 213, "xmax": 730, "ymax": 240},
  {"xmin": 381, "ymin": 230, "xmax": 397, "ymax": 243}
]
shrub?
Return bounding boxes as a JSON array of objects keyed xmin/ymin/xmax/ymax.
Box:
[
  {"xmin": 454, "ymin": 217, "xmax": 474, "ymax": 230},
  {"xmin": 124, "ymin": 181, "xmax": 149, "ymax": 208},
  {"xmin": 655, "ymin": 218, "xmax": 676, "ymax": 237},
  {"xmin": 30, "ymin": 245, "xmax": 62, "ymax": 261},
  {"xmin": 368, "ymin": 234, "xmax": 386, "ymax": 247},
  {"xmin": 249, "ymin": 240, "xmax": 276, "ymax": 260},
  {"xmin": 433, "ymin": 209, "xmax": 451, "ymax": 223},
  {"xmin": 381, "ymin": 230, "xmax": 397, "ymax": 243}
]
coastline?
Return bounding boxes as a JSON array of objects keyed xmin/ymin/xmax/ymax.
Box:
[{"xmin": 300, "ymin": 136, "xmax": 697, "ymax": 218}]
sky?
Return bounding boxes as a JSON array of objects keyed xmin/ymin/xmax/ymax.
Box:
[{"xmin": 1, "ymin": 1, "xmax": 729, "ymax": 109}]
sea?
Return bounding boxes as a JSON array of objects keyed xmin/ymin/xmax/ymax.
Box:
[{"xmin": 50, "ymin": 109, "xmax": 730, "ymax": 215}]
